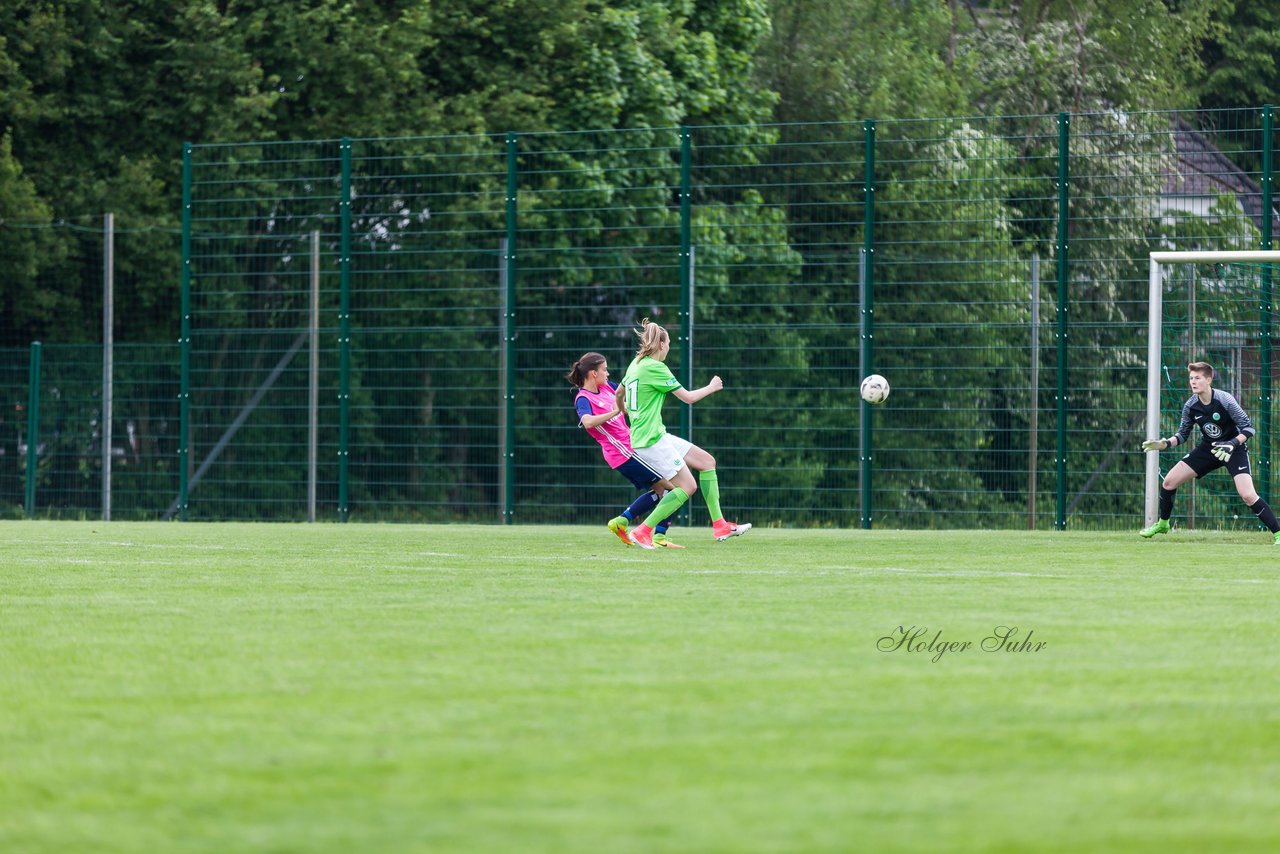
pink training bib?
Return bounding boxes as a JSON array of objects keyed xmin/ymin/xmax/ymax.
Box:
[{"xmin": 575, "ymin": 385, "xmax": 634, "ymax": 469}]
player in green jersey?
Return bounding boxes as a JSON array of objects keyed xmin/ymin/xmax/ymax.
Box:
[{"xmin": 617, "ymin": 318, "xmax": 750, "ymax": 548}]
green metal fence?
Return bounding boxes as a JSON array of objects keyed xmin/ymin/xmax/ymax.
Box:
[
  {"xmin": 0, "ymin": 341, "xmax": 178, "ymax": 520},
  {"xmin": 0, "ymin": 221, "xmax": 180, "ymax": 519},
  {"xmin": 6, "ymin": 108, "xmax": 1280, "ymax": 529}
]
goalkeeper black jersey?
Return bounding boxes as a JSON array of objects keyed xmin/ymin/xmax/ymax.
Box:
[{"xmin": 1171, "ymin": 390, "xmax": 1255, "ymax": 447}]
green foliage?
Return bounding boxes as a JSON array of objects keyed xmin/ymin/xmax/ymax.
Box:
[
  {"xmin": 5, "ymin": 0, "xmax": 1280, "ymax": 525},
  {"xmin": 1189, "ymin": 3, "xmax": 1280, "ymax": 176},
  {"xmin": 1198, "ymin": 0, "xmax": 1280, "ymax": 111},
  {"xmin": 684, "ymin": 186, "xmax": 815, "ymax": 521},
  {"xmin": 165, "ymin": 1, "xmax": 783, "ymax": 518},
  {"xmin": 871, "ymin": 121, "xmax": 1033, "ymax": 523},
  {"xmin": 0, "ymin": 130, "xmax": 56, "ymax": 345},
  {"xmin": 963, "ymin": 0, "xmax": 1214, "ymax": 114},
  {"xmin": 759, "ymin": 0, "xmax": 965, "ymax": 123}
]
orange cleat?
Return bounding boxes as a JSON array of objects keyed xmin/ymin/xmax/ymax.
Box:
[
  {"xmin": 628, "ymin": 524, "xmax": 656, "ymax": 550},
  {"xmin": 713, "ymin": 520, "xmax": 752, "ymax": 542},
  {"xmin": 653, "ymin": 533, "xmax": 685, "ymax": 549}
]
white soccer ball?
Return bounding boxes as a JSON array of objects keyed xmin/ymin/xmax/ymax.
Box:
[{"xmin": 860, "ymin": 374, "xmax": 890, "ymax": 405}]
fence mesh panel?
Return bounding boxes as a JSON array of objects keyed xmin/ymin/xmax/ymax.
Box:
[{"xmin": 5, "ymin": 109, "xmax": 1280, "ymax": 529}]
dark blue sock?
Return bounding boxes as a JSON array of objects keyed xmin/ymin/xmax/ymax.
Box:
[
  {"xmin": 654, "ymin": 515, "xmax": 677, "ymax": 535},
  {"xmin": 625, "ymin": 491, "xmax": 660, "ymax": 522}
]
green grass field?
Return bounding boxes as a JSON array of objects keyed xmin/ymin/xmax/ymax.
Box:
[{"xmin": 2, "ymin": 521, "xmax": 1278, "ymax": 852}]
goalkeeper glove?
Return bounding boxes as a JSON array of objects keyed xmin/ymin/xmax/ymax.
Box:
[
  {"xmin": 1211, "ymin": 439, "xmax": 1240, "ymax": 462},
  {"xmin": 1141, "ymin": 438, "xmax": 1169, "ymax": 452}
]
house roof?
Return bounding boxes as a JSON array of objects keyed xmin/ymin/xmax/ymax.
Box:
[{"xmin": 1166, "ymin": 117, "xmax": 1280, "ymax": 237}]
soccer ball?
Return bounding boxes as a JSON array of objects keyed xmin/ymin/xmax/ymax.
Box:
[{"xmin": 860, "ymin": 374, "xmax": 890, "ymax": 405}]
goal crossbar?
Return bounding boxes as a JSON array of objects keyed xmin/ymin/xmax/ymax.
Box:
[{"xmin": 1145, "ymin": 250, "xmax": 1280, "ymax": 525}]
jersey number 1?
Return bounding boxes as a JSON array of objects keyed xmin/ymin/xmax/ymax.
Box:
[{"xmin": 624, "ymin": 379, "xmax": 639, "ymax": 412}]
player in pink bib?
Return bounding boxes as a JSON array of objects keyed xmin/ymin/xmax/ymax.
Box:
[{"xmin": 566, "ymin": 352, "xmax": 681, "ymax": 548}]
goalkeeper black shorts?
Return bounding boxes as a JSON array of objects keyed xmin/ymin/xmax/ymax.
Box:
[{"xmin": 1182, "ymin": 442, "xmax": 1250, "ymax": 479}]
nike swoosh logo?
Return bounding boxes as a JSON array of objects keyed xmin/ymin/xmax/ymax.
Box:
[{"xmin": 1237, "ymin": 467, "xmax": 1248, "ymax": 472}]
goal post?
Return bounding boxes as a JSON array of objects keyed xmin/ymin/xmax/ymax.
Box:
[{"xmin": 1146, "ymin": 250, "xmax": 1280, "ymax": 525}]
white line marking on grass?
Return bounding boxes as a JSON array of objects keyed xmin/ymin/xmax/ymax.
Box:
[
  {"xmin": 740, "ymin": 564, "xmax": 1073, "ymax": 578},
  {"xmin": 368, "ymin": 563, "xmax": 460, "ymax": 572},
  {"xmin": 665, "ymin": 565, "xmax": 1089, "ymax": 580},
  {"xmin": 59, "ymin": 540, "xmax": 255, "ymax": 551},
  {"xmin": 831, "ymin": 566, "xmax": 1276, "ymax": 585},
  {"xmin": 503, "ymin": 554, "xmax": 654, "ymax": 562},
  {"xmin": 683, "ymin": 569, "xmax": 835, "ymax": 575},
  {"xmin": 879, "ymin": 567, "xmax": 1071, "ymax": 578}
]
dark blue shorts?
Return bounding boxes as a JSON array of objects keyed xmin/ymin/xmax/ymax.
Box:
[
  {"xmin": 614, "ymin": 456, "xmax": 665, "ymax": 490},
  {"xmin": 1182, "ymin": 442, "xmax": 1251, "ymax": 479}
]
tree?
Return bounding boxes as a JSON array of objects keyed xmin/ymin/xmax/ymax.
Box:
[
  {"xmin": 962, "ymin": 0, "xmax": 1213, "ymax": 115},
  {"xmin": 759, "ymin": 0, "xmax": 967, "ymax": 124},
  {"xmin": 0, "ymin": 129, "xmax": 55, "ymax": 347},
  {"xmin": 1198, "ymin": 1, "xmax": 1280, "ymax": 111},
  {"xmin": 1190, "ymin": 1, "xmax": 1280, "ymax": 177},
  {"xmin": 170, "ymin": 0, "xmax": 787, "ymax": 520}
]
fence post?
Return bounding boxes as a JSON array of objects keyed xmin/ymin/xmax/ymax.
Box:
[
  {"xmin": 678, "ymin": 127, "xmax": 694, "ymax": 526},
  {"xmin": 1055, "ymin": 112, "xmax": 1070, "ymax": 531},
  {"xmin": 308, "ymin": 229, "xmax": 320, "ymax": 523},
  {"xmin": 498, "ymin": 237, "xmax": 509, "ymax": 519},
  {"xmin": 338, "ymin": 138, "xmax": 352, "ymax": 522},
  {"xmin": 179, "ymin": 143, "xmax": 192, "ymax": 520},
  {"xmin": 102, "ymin": 212, "xmax": 114, "ymax": 521},
  {"xmin": 24, "ymin": 341, "xmax": 42, "ymax": 518},
  {"xmin": 503, "ymin": 133, "xmax": 518, "ymax": 524},
  {"xmin": 860, "ymin": 119, "xmax": 876, "ymax": 530},
  {"xmin": 1261, "ymin": 104, "xmax": 1273, "ymax": 505},
  {"xmin": 1029, "ymin": 254, "xmax": 1040, "ymax": 529}
]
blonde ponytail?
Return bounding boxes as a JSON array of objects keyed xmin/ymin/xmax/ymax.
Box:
[{"xmin": 634, "ymin": 317, "xmax": 668, "ymax": 358}]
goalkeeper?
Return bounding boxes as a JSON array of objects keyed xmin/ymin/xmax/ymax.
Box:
[{"xmin": 1140, "ymin": 361, "xmax": 1280, "ymax": 543}]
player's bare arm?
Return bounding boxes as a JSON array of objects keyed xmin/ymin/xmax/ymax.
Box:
[{"xmin": 673, "ymin": 375, "xmax": 722, "ymax": 405}]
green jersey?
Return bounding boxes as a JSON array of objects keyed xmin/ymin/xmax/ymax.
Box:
[{"xmin": 621, "ymin": 356, "xmax": 682, "ymax": 449}]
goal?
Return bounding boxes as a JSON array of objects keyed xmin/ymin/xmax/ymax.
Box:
[{"xmin": 1145, "ymin": 250, "xmax": 1280, "ymax": 526}]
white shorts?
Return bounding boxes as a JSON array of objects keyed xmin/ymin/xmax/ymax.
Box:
[{"xmin": 630, "ymin": 433, "xmax": 694, "ymax": 480}]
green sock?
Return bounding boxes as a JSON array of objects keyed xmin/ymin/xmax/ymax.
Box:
[
  {"xmin": 699, "ymin": 469, "xmax": 722, "ymax": 522},
  {"xmin": 643, "ymin": 488, "xmax": 689, "ymax": 528}
]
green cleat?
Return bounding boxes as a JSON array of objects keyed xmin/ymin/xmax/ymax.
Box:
[
  {"xmin": 607, "ymin": 516, "xmax": 632, "ymax": 546},
  {"xmin": 1139, "ymin": 519, "xmax": 1170, "ymax": 539},
  {"xmin": 653, "ymin": 533, "xmax": 686, "ymax": 549},
  {"xmin": 1274, "ymin": 531, "xmax": 1280, "ymax": 546}
]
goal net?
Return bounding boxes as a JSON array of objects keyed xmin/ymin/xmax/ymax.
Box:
[{"xmin": 1146, "ymin": 251, "xmax": 1280, "ymax": 527}]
